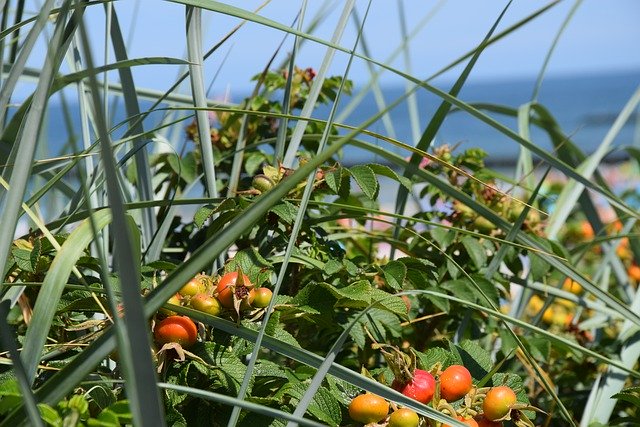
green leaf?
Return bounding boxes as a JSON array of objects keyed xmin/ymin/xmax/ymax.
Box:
[
  {"xmin": 442, "ymin": 279, "xmax": 478, "ymax": 305},
  {"xmin": 323, "ymin": 259, "xmax": 343, "ymax": 276},
  {"xmin": 455, "ymin": 340, "xmax": 493, "ymax": 380},
  {"xmin": 308, "ymin": 387, "xmax": 342, "ymax": 426},
  {"xmin": 415, "ymin": 347, "xmax": 454, "ymax": 372},
  {"xmin": 470, "ymin": 275, "xmax": 500, "ymax": 308},
  {"xmin": 430, "ymin": 227, "xmax": 455, "ymax": 250},
  {"xmin": 612, "ymin": 387, "xmax": 640, "ymax": 409},
  {"xmin": 12, "ymin": 248, "xmax": 35, "ymax": 273},
  {"xmin": 367, "ymin": 163, "xmax": 412, "ymax": 190},
  {"xmin": 326, "ymin": 280, "xmax": 372, "ymax": 307},
  {"xmin": 381, "ymin": 261, "xmax": 406, "ymax": 291},
  {"xmin": 194, "ymin": 199, "xmax": 237, "ymax": 228},
  {"xmin": 370, "ymin": 289, "xmax": 407, "ymax": 316},
  {"xmin": 37, "ymin": 404, "xmax": 61, "ymax": 426},
  {"xmin": 194, "ymin": 205, "xmax": 216, "ymax": 229},
  {"xmin": 324, "ymin": 167, "xmax": 342, "ymax": 194},
  {"xmin": 21, "ymin": 210, "xmax": 112, "ymax": 384},
  {"xmin": 269, "ymin": 202, "xmax": 299, "ymax": 224},
  {"xmin": 461, "ymin": 236, "xmax": 487, "ymax": 269},
  {"xmin": 224, "ymin": 248, "xmax": 272, "ymax": 285},
  {"xmin": 524, "ymin": 337, "xmax": 551, "ymax": 361},
  {"xmin": 349, "ymin": 165, "xmax": 378, "ymax": 199}
]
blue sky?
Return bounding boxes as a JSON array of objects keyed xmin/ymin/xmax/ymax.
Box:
[
  {"xmin": 19, "ymin": 0, "xmax": 640, "ymax": 99},
  {"xmin": 94, "ymin": 0, "xmax": 639, "ymax": 96}
]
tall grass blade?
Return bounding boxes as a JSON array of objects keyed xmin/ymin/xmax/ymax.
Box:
[
  {"xmin": 230, "ymin": 3, "xmax": 362, "ymax": 424},
  {"xmin": 282, "ymin": 0, "xmax": 356, "ymax": 167},
  {"xmin": 273, "ymin": 1, "xmax": 307, "ymax": 163},
  {"xmin": 0, "ymin": 1, "xmax": 77, "ymax": 298},
  {"xmin": 546, "ymin": 85, "xmax": 640, "ymax": 238},
  {"xmin": 20, "ymin": 210, "xmax": 112, "ymax": 383},
  {"xmin": 0, "ymin": 301, "xmax": 43, "ymax": 427},
  {"xmin": 158, "ymin": 383, "xmax": 326, "ymax": 427},
  {"xmin": 186, "ymin": 6, "xmax": 218, "ymax": 203},
  {"xmin": 76, "ymin": 14, "xmax": 166, "ymax": 425},
  {"xmin": 0, "ymin": 0, "xmax": 56, "ymax": 125},
  {"xmin": 105, "ymin": 4, "xmax": 157, "ymax": 248},
  {"xmin": 390, "ymin": 1, "xmax": 511, "ymax": 257}
]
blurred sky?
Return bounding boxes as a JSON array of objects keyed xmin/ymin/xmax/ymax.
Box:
[{"xmin": 22, "ymin": 0, "xmax": 640, "ymax": 98}]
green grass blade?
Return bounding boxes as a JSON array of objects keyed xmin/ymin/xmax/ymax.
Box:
[
  {"xmin": 76, "ymin": 15, "xmax": 166, "ymax": 425},
  {"xmin": 186, "ymin": 6, "xmax": 219, "ymax": 202},
  {"xmin": 0, "ymin": 301, "xmax": 44, "ymax": 427},
  {"xmin": 398, "ymin": 0, "xmax": 421, "ymax": 143},
  {"xmin": 531, "ymin": 0, "xmax": 582, "ymax": 102},
  {"xmin": 158, "ymin": 383, "xmax": 326, "ymax": 427},
  {"xmin": 515, "ymin": 103, "xmax": 535, "ymax": 194},
  {"xmin": 273, "ymin": 1, "xmax": 306, "ymax": 163},
  {"xmin": 546, "ymin": 84, "xmax": 640, "ymax": 238},
  {"xmin": 20, "ymin": 210, "xmax": 112, "ymax": 383},
  {"xmin": 0, "ymin": 0, "xmax": 57, "ymax": 125},
  {"xmin": 105, "ymin": 4, "xmax": 157, "ymax": 249},
  {"xmin": 281, "ymin": 0, "xmax": 356, "ymax": 167},
  {"xmin": 0, "ymin": 1, "xmax": 77, "ymax": 298}
]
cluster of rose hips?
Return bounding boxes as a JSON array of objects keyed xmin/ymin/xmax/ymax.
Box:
[
  {"xmin": 348, "ymin": 345, "xmax": 533, "ymax": 427},
  {"xmin": 153, "ymin": 271, "xmax": 273, "ymax": 350}
]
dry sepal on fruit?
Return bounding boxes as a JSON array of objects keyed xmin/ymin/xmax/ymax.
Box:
[
  {"xmin": 481, "ymin": 386, "xmax": 517, "ymax": 422},
  {"xmin": 216, "ymin": 270, "xmax": 255, "ymax": 309}
]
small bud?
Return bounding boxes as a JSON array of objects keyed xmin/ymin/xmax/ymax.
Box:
[{"xmin": 252, "ymin": 174, "xmax": 275, "ymax": 194}]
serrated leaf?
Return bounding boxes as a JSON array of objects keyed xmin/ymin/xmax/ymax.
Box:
[
  {"xmin": 31, "ymin": 239, "xmax": 42, "ymax": 271},
  {"xmin": 194, "ymin": 199, "xmax": 237, "ymax": 228},
  {"xmin": 12, "ymin": 248, "xmax": 34, "ymax": 273},
  {"xmin": 254, "ymin": 360, "xmax": 290, "ymax": 379},
  {"xmin": 524, "ymin": 336, "xmax": 551, "ymax": 361},
  {"xmin": 224, "ymin": 248, "xmax": 272, "ymax": 285},
  {"xmin": 431, "ymin": 227, "xmax": 455, "ymax": 249},
  {"xmin": 368, "ymin": 163, "xmax": 412, "ymax": 190},
  {"xmin": 415, "ymin": 347, "xmax": 453, "ymax": 372},
  {"xmin": 194, "ymin": 205, "xmax": 216, "ymax": 229},
  {"xmin": 446, "ymin": 258, "xmax": 461, "ymax": 279},
  {"xmin": 108, "ymin": 401, "xmax": 133, "ymax": 423},
  {"xmin": 349, "ymin": 165, "xmax": 378, "ymax": 199},
  {"xmin": 323, "ymin": 259, "xmax": 343, "ymax": 276},
  {"xmin": 381, "ymin": 261, "xmax": 406, "ymax": 291},
  {"xmin": 324, "ymin": 168, "xmax": 342, "ymax": 194},
  {"xmin": 85, "ymin": 385, "xmax": 116, "ymax": 414},
  {"xmin": 144, "ymin": 260, "xmax": 177, "ymax": 271},
  {"xmin": 441, "ymin": 280, "xmax": 476, "ymax": 303},
  {"xmin": 612, "ymin": 387, "xmax": 640, "ymax": 408},
  {"xmin": 370, "ymin": 288, "xmax": 407, "ymax": 316},
  {"xmin": 456, "ymin": 340, "xmax": 493, "ymax": 379},
  {"xmin": 269, "ymin": 202, "xmax": 298, "ymax": 224},
  {"xmin": 244, "ymin": 152, "xmax": 266, "ymax": 176},
  {"xmin": 470, "ymin": 275, "xmax": 500, "ymax": 307},
  {"xmin": 461, "ymin": 236, "xmax": 487, "ymax": 269},
  {"xmin": 308, "ymin": 387, "xmax": 342, "ymax": 426},
  {"xmin": 325, "ymin": 280, "xmax": 372, "ymax": 307}
]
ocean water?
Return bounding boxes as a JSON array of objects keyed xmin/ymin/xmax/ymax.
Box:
[
  {"xmin": 37, "ymin": 69, "xmax": 640, "ymax": 166},
  {"xmin": 331, "ymin": 69, "xmax": 640, "ymax": 165}
]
